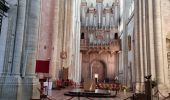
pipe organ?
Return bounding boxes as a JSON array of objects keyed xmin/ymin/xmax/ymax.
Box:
[
  {"xmin": 80, "ymin": 0, "xmax": 120, "ymax": 54},
  {"xmin": 80, "ymin": 0, "xmax": 120, "ymax": 81}
]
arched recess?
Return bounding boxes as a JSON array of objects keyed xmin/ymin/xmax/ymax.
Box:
[
  {"xmin": 81, "ymin": 32, "xmax": 85, "ymax": 39},
  {"xmin": 89, "ymin": 60, "xmax": 107, "ymax": 82},
  {"xmin": 114, "ymin": 33, "xmax": 118, "ymax": 39}
]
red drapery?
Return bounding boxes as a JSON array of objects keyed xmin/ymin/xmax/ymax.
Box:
[{"xmin": 35, "ymin": 60, "xmax": 49, "ymax": 73}]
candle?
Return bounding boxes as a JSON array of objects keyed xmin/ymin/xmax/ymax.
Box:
[{"xmin": 94, "ymin": 73, "xmax": 98, "ymax": 78}]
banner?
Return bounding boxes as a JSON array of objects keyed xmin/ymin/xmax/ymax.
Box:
[{"xmin": 35, "ymin": 60, "xmax": 49, "ymax": 73}]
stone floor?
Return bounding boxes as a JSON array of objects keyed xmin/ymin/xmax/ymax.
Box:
[{"xmin": 47, "ymin": 87, "xmax": 132, "ymax": 100}]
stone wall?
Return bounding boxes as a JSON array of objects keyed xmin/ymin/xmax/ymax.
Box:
[
  {"xmin": 116, "ymin": 0, "xmax": 170, "ymax": 94},
  {"xmin": 161, "ymin": 0, "xmax": 170, "ymax": 85}
]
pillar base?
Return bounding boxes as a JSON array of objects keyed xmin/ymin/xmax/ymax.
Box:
[
  {"xmin": 0, "ymin": 76, "xmax": 40, "ymax": 100},
  {"xmin": 157, "ymin": 84, "xmax": 170, "ymax": 97},
  {"xmin": 135, "ymin": 82, "xmax": 145, "ymax": 93}
]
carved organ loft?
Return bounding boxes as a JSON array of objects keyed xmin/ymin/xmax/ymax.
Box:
[{"xmin": 80, "ymin": 0, "xmax": 120, "ymax": 82}]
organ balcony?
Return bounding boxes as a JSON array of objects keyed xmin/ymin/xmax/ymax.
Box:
[{"xmin": 80, "ymin": 38, "xmax": 120, "ymax": 54}]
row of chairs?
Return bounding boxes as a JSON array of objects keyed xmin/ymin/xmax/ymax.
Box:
[{"xmin": 96, "ymin": 83, "xmax": 122, "ymax": 91}]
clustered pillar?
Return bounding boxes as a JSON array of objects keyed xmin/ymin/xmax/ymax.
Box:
[
  {"xmin": 134, "ymin": 0, "xmax": 170, "ymax": 95},
  {"xmin": 0, "ymin": 0, "xmax": 41, "ymax": 100}
]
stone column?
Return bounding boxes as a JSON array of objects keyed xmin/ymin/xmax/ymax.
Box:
[
  {"xmin": 153, "ymin": 0, "xmax": 170, "ymax": 96},
  {"xmin": 62, "ymin": 0, "xmax": 73, "ymax": 70},
  {"xmin": 63, "ymin": 0, "xmax": 70, "ymax": 69},
  {"xmin": 69, "ymin": 0, "xmax": 76, "ymax": 80},
  {"xmin": 147, "ymin": 0, "xmax": 156, "ymax": 80},
  {"xmin": 58, "ymin": 0, "xmax": 64, "ymax": 72},
  {"xmin": 142, "ymin": 0, "xmax": 148, "ymax": 76},
  {"xmin": 138, "ymin": 0, "xmax": 145, "ymax": 85},
  {"xmin": 1, "ymin": 0, "xmax": 18, "ymax": 75},
  {"xmin": 11, "ymin": 0, "xmax": 26, "ymax": 76},
  {"xmin": 68, "ymin": 0, "xmax": 74, "ymax": 79},
  {"xmin": 22, "ymin": 0, "xmax": 40, "ymax": 99},
  {"xmin": 50, "ymin": 0, "xmax": 59, "ymax": 80},
  {"xmin": 59, "ymin": 0, "xmax": 67, "ymax": 80},
  {"xmin": 134, "ymin": 0, "xmax": 144, "ymax": 92},
  {"xmin": 66, "ymin": 0, "xmax": 72, "ymax": 69},
  {"xmin": 0, "ymin": 0, "xmax": 41, "ymax": 99},
  {"xmin": 77, "ymin": 21, "xmax": 81, "ymax": 83},
  {"xmin": 24, "ymin": 0, "xmax": 40, "ymax": 76},
  {"xmin": 0, "ymin": 0, "xmax": 20, "ymax": 100},
  {"xmin": 153, "ymin": 0, "xmax": 165, "ymax": 84},
  {"xmin": 137, "ymin": 0, "xmax": 153, "ymax": 92},
  {"xmin": 71, "ymin": 0, "xmax": 81, "ymax": 83},
  {"xmin": 53, "ymin": 0, "xmax": 62, "ymax": 80},
  {"xmin": 123, "ymin": 0, "xmax": 129, "ymax": 85}
]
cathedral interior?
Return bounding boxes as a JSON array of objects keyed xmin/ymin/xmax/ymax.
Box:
[{"xmin": 0, "ymin": 0, "xmax": 170, "ymax": 100}]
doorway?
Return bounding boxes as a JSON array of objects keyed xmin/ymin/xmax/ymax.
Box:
[{"xmin": 90, "ymin": 60, "xmax": 106, "ymax": 82}]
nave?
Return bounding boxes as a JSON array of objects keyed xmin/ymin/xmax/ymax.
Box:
[{"xmin": 0, "ymin": 0, "xmax": 170, "ymax": 100}]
